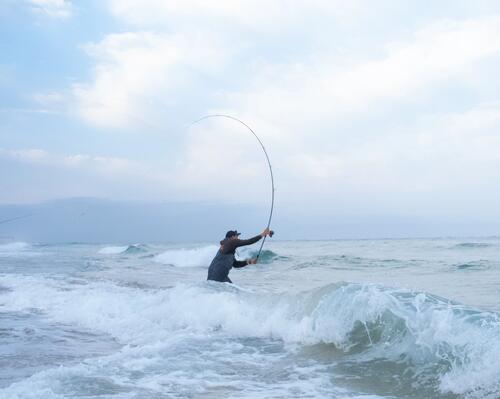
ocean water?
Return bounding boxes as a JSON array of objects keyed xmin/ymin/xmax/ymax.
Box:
[{"xmin": 1, "ymin": 238, "xmax": 500, "ymax": 399}]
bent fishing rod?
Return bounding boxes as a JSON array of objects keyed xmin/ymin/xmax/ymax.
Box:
[{"xmin": 190, "ymin": 114, "xmax": 275, "ymax": 261}]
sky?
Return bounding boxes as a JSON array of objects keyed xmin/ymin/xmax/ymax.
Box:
[{"xmin": 2, "ymin": 0, "xmax": 500, "ymax": 232}]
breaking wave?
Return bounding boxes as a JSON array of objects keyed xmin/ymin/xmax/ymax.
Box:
[
  {"xmin": 237, "ymin": 247, "xmax": 281, "ymax": 263},
  {"xmin": 154, "ymin": 245, "xmax": 281, "ymax": 267},
  {"xmin": 154, "ymin": 245, "xmax": 218, "ymax": 267},
  {"xmin": 98, "ymin": 244, "xmax": 146, "ymax": 255},
  {"xmin": 0, "ymin": 242, "xmax": 33, "ymax": 257},
  {"xmin": 1, "ymin": 274, "xmax": 499, "ymax": 398}
]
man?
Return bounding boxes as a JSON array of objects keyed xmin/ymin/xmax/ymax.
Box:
[{"xmin": 207, "ymin": 228, "xmax": 271, "ymax": 283}]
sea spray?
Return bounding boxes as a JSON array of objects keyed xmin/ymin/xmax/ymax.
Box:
[
  {"xmin": 0, "ymin": 242, "xmax": 31, "ymax": 256},
  {"xmin": 3, "ymin": 238, "xmax": 500, "ymax": 398},
  {"xmin": 154, "ymin": 245, "xmax": 219, "ymax": 267},
  {"xmin": 1, "ymin": 274, "xmax": 499, "ymax": 396},
  {"xmin": 98, "ymin": 244, "xmax": 147, "ymax": 255}
]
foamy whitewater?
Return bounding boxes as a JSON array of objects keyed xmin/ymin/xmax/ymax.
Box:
[{"xmin": 1, "ymin": 238, "xmax": 500, "ymax": 398}]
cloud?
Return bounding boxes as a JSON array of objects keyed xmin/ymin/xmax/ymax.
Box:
[
  {"xmin": 72, "ymin": 5, "xmax": 500, "ymax": 138},
  {"xmin": 2, "ymin": 148, "xmax": 50, "ymax": 163},
  {"xmin": 29, "ymin": 0, "xmax": 73, "ymax": 19},
  {"xmin": 71, "ymin": 0, "xmax": 388, "ymax": 129},
  {"xmin": 22, "ymin": 2, "xmax": 500, "ymax": 215},
  {"xmin": 292, "ymin": 102, "xmax": 500, "ymax": 189},
  {"xmin": 73, "ymin": 31, "xmax": 227, "ymax": 128},
  {"xmin": 415, "ymin": 103, "xmax": 500, "ymax": 167},
  {"xmin": 0, "ymin": 147, "xmax": 184, "ymax": 203},
  {"xmin": 106, "ymin": 0, "xmax": 369, "ymax": 32},
  {"xmin": 0, "ymin": 147, "xmax": 150, "ymax": 180},
  {"xmin": 182, "ymin": 16, "xmax": 500, "ymax": 205},
  {"xmin": 75, "ymin": 11, "xmax": 500, "ymax": 208},
  {"xmin": 0, "ymin": 142, "xmax": 270, "ymax": 205},
  {"xmin": 226, "ymin": 16, "xmax": 500, "ymax": 132},
  {"xmin": 0, "ymin": 147, "xmax": 225, "ymax": 203},
  {"xmin": 172, "ymin": 120, "xmax": 273, "ymax": 203}
]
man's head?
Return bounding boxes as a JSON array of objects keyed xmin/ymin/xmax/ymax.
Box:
[{"xmin": 225, "ymin": 230, "xmax": 241, "ymax": 240}]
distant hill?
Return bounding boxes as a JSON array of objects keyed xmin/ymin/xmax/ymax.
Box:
[
  {"xmin": 0, "ymin": 197, "xmax": 498, "ymax": 243},
  {"xmin": 0, "ymin": 198, "xmax": 267, "ymax": 243}
]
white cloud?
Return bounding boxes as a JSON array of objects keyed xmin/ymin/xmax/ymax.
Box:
[
  {"xmin": 415, "ymin": 103, "xmax": 500, "ymax": 166},
  {"xmin": 2, "ymin": 148, "xmax": 50, "ymax": 163},
  {"xmin": 0, "ymin": 148, "xmax": 160, "ymax": 203},
  {"xmin": 73, "ymin": 31, "xmax": 226, "ymax": 128},
  {"xmin": 0, "ymin": 147, "xmax": 215, "ymax": 202},
  {"xmin": 0, "ymin": 147, "xmax": 151, "ymax": 180},
  {"xmin": 49, "ymin": 3, "xmax": 500, "ymax": 214},
  {"xmin": 71, "ymin": 0, "xmax": 390, "ymax": 129},
  {"xmin": 73, "ymin": 6, "xmax": 500, "ymax": 139},
  {"xmin": 227, "ymin": 16, "xmax": 500, "ymax": 131},
  {"xmin": 192, "ymin": 16, "xmax": 500, "ymax": 204},
  {"xmin": 437, "ymin": 102, "xmax": 500, "ymax": 132},
  {"xmin": 172, "ymin": 121, "xmax": 272, "ymax": 203},
  {"xmin": 106, "ymin": 0, "xmax": 369, "ymax": 32},
  {"xmin": 309, "ymin": 102, "xmax": 500, "ymax": 190},
  {"xmin": 29, "ymin": 0, "xmax": 72, "ymax": 19}
]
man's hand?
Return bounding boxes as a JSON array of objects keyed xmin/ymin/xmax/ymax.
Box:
[
  {"xmin": 247, "ymin": 258, "xmax": 258, "ymax": 265},
  {"xmin": 261, "ymin": 228, "xmax": 270, "ymax": 237}
]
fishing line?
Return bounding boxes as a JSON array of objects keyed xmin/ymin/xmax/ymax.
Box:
[
  {"xmin": 190, "ymin": 114, "xmax": 275, "ymax": 261},
  {"xmin": 0, "ymin": 214, "xmax": 34, "ymax": 226}
]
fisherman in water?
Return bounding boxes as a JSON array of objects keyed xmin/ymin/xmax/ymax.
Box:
[{"xmin": 207, "ymin": 228, "xmax": 271, "ymax": 283}]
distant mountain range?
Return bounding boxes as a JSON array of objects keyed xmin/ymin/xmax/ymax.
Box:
[
  {"xmin": 0, "ymin": 198, "xmax": 269, "ymax": 243},
  {"xmin": 0, "ymin": 197, "xmax": 498, "ymax": 243}
]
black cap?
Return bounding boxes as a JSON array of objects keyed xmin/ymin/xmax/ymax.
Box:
[{"xmin": 225, "ymin": 230, "xmax": 241, "ymax": 238}]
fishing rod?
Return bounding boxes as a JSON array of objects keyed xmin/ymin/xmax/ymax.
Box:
[{"xmin": 190, "ymin": 114, "xmax": 275, "ymax": 261}]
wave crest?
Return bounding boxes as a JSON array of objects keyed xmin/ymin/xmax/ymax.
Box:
[
  {"xmin": 154, "ymin": 245, "xmax": 280, "ymax": 267},
  {"xmin": 154, "ymin": 245, "xmax": 218, "ymax": 267},
  {"xmin": 2, "ymin": 275, "xmax": 499, "ymax": 397},
  {"xmin": 98, "ymin": 244, "xmax": 146, "ymax": 255},
  {"xmin": 237, "ymin": 247, "xmax": 280, "ymax": 263},
  {"xmin": 0, "ymin": 242, "xmax": 33, "ymax": 257}
]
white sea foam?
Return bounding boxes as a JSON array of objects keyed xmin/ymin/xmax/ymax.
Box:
[
  {"xmin": 154, "ymin": 245, "xmax": 218, "ymax": 267},
  {"xmin": 0, "ymin": 333, "xmax": 343, "ymax": 399},
  {"xmin": 0, "ymin": 242, "xmax": 32, "ymax": 257},
  {"xmin": 0, "ymin": 242, "xmax": 30, "ymax": 251},
  {"xmin": 153, "ymin": 244, "xmax": 272, "ymax": 267},
  {"xmin": 1, "ymin": 274, "xmax": 499, "ymax": 397},
  {"xmin": 98, "ymin": 245, "xmax": 130, "ymax": 255}
]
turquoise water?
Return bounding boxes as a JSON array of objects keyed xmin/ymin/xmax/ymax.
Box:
[{"xmin": 1, "ymin": 238, "xmax": 500, "ymax": 398}]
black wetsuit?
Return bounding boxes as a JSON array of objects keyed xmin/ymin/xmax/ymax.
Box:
[{"xmin": 207, "ymin": 235, "xmax": 262, "ymax": 283}]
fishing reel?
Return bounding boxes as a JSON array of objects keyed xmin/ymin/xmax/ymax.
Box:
[{"xmin": 269, "ymin": 230, "xmax": 274, "ymax": 237}]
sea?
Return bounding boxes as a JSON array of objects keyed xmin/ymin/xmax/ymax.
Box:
[{"xmin": 1, "ymin": 237, "xmax": 499, "ymax": 399}]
